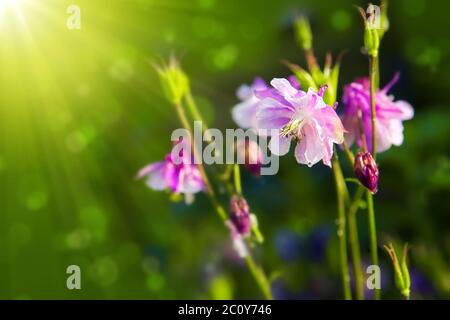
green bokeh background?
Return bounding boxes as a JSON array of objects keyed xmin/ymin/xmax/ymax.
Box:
[{"xmin": 0, "ymin": 0, "xmax": 449, "ymax": 299}]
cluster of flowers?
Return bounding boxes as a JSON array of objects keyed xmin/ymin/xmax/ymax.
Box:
[
  {"xmin": 136, "ymin": 1, "xmax": 417, "ymax": 299},
  {"xmin": 138, "ymin": 72, "xmax": 413, "ymax": 246},
  {"xmin": 231, "ymin": 73, "xmax": 413, "ymax": 190}
]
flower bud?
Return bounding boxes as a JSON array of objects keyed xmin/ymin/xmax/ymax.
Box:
[
  {"xmin": 378, "ymin": 0, "xmax": 390, "ymax": 39},
  {"xmin": 358, "ymin": 5, "xmax": 381, "ymax": 57},
  {"xmin": 229, "ymin": 195, "xmax": 251, "ymax": 236},
  {"xmin": 294, "ymin": 16, "xmax": 313, "ymax": 51},
  {"xmin": 354, "ymin": 152, "xmax": 379, "ymax": 193},
  {"xmin": 384, "ymin": 243, "xmax": 411, "ymax": 300},
  {"xmin": 155, "ymin": 56, "xmax": 190, "ymax": 105},
  {"xmin": 283, "ymin": 60, "xmax": 317, "ymax": 91},
  {"xmin": 364, "ymin": 27, "xmax": 380, "ymax": 57}
]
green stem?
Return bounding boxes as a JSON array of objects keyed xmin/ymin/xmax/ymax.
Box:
[
  {"xmin": 244, "ymin": 255, "xmax": 273, "ymax": 300},
  {"xmin": 369, "ymin": 55, "xmax": 378, "ymax": 158},
  {"xmin": 332, "ymin": 154, "xmax": 352, "ymax": 300},
  {"xmin": 374, "ymin": 55, "xmax": 380, "ymax": 90},
  {"xmin": 366, "ymin": 191, "xmax": 380, "ymax": 299},
  {"xmin": 185, "ymin": 91, "xmax": 206, "ymax": 125},
  {"xmin": 348, "ymin": 186, "xmax": 365, "ymax": 300},
  {"xmin": 368, "ymin": 52, "xmax": 380, "ymax": 299},
  {"xmin": 233, "ymin": 164, "xmax": 242, "ymax": 195},
  {"xmin": 173, "ymin": 102, "xmax": 225, "ymax": 218},
  {"xmin": 234, "ymin": 162, "xmax": 269, "ymax": 298},
  {"xmin": 342, "ymin": 141, "xmax": 355, "ymax": 166},
  {"xmin": 185, "ymin": 90, "xmax": 212, "ymax": 142}
]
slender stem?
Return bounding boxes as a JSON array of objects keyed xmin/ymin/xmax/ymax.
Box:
[
  {"xmin": 348, "ymin": 186, "xmax": 365, "ymax": 218},
  {"xmin": 369, "ymin": 55, "xmax": 378, "ymax": 158},
  {"xmin": 173, "ymin": 103, "xmax": 225, "ymax": 219},
  {"xmin": 185, "ymin": 90, "xmax": 206, "ymax": 126},
  {"xmin": 366, "ymin": 191, "xmax": 380, "ymax": 299},
  {"xmin": 173, "ymin": 101, "xmax": 272, "ymax": 299},
  {"xmin": 305, "ymin": 49, "xmax": 319, "ymax": 72},
  {"xmin": 233, "ymin": 164, "xmax": 270, "ymax": 298},
  {"xmin": 233, "ymin": 164, "xmax": 242, "ymax": 196},
  {"xmin": 347, "ymin": 186, "xmax": 365, "ymax": 300},
  {"xmin": 185, "ymin": 90, "xmax": 212, "ymax": 142},
  {"xmin": 374, "ymin": 55, "xmax": 380, "ymax": 89},
  {"xmin": 342, "ymin": 141, "xmax": 355, "ymax": 166},
  {"xmin": 357, "ymin": 106, "xmax": 369, "ymax": 153},
  {"xmin": 244, "ymin": 255, "xmax": 273, "ymax": 300},
  {"xmin": 332, "ymin": 154, "xmax": 352, "ymax": 300},
  {"xmin": 368, "ymin": 53, "xmax": 380, "ymax": 300}
]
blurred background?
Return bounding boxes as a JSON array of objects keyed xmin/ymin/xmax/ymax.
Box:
[{"xmin": 0, "ymin": 0, "xmax": 449, "ymax": 299}]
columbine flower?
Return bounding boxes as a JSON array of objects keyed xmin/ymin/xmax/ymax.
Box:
[
  {"xmin": 137, "ymin": 142, "xmax": 205, "ymax": 203},
  {"xmin": 256, "ymin": 78, "xmax": 345, "ymax": 167},
  {"xmin": 236, "ymin": 139, "xmax": 264, "ymax": 176},
  {"xmin": 232, "ymin": 76, "xmax": 300, "ymax": 131},
  {"xmin": 354, "ymin": 151, "xmax": 379, "ymax": 194},
  {"xmin": 342, "ymin": 74, "xmax": 414, "ymax": 153}
]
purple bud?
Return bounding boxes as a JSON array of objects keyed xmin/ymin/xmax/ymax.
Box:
[
  {"xmin": 354, "ymin": 152, "xmax": 379, "ymax": 193},
  {"xmin": 229, "ymin": 195, "xmax": 251, "ymax": 236}
]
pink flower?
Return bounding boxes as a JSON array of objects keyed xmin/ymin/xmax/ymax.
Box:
[
  {"xmin": 232, "ymin": 77, "xmax": 268, "ymax": 130},
  {"xmin": 137, "ymin": 142, "xmax": 205, "ymax": 198},
  {"xmin": 231, "ymin": 76, "xmax": 300, "ymax": 131},
  {"xmin": 256, "ymin": 78, "xmax": 345, "ymax": 167},
  {"xmin": 342, "ymin": 74, "xmax": 414, "ymax": 153}
]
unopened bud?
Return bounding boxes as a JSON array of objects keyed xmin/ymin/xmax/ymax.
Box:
[
  {"xmin": 294, "ymin": 16, "xmax": 313, "ymax": 51},
  {"xmin": 155, "ymin": 56, "xmax": 190, "ymax": 105},
  {"xmin": 378, "ymin": 0, "xmax": 390, "ymax": 39},
  {"xmin": 354, "ymin": 152, "xmax": 379, "ymax": 193},
  {"xmin": 229, "ymin": 195, "xmax": 251, "ymax": 236},
  {"xmin": 384, "ymin": 243, "xmax": 411, "ymax": 300},
  {"xmin": 358, "ymin": 5, "xmax": 381, "ymax": 57},
  {"xmin": 364, "ymin": 27, "xmax": 380, "ymax": 57}
]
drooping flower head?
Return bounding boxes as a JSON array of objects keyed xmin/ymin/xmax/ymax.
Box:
[
  {"xmin": 137, "ymin": 141, "xmax": 205, "ymax": 201},
  {"xmin": 354, "ymin": 151, "xmax": 379, "ymax": 194},
  {"xmin": 342, "ymin": 74, "xmax": 414, "ymax": 154},
  {"xmin": 256, "ymin": 78, "xmax": 345, "ymax": 167}
]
